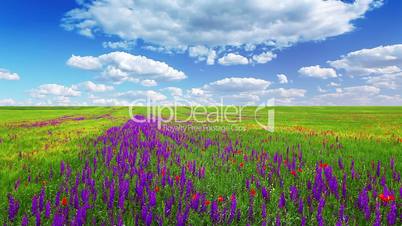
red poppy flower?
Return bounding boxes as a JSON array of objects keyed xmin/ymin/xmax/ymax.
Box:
[
  {"xmin": 154, "ymin": 186, "xmax": 160, "ymax": 192},
  {"xmin": 319, "ymin": 163, "xmax": 328, "ymax": 168},
  {"xmin": 192, "ymin": 193, "xmax": 198, "ymax": 200},
  {"xmin": 161, "ymin": 169, "xmax": 166, "ymax": 176},
  {"xmin": 239, "ymin": 162, "xmax": 244, "ymax": 168},
  {"xmin": 290, "ymin": 170, "xmax": 297, "ymax": 176},
  {"xmin": 217, "ymin": 196, "xmax": 224, "ymax": 202},
  {"xmin": 297, "ymin": 168, "xmax": 303, "ymax": 173},
  {"xmin": 262, "ymin": 165, "xmax": 267, "ymax": 170},
  {"xmin": 283, "ymin": 160, "xmax": 288, "ymax": 164},
  {"xmin": 204, "ymin": 200, "xmax": 211, "ymax": 206},
  {"xmin": 175, "ymin": 175, "xmax": 180, "ymax": 182},
  {"xmin": 61, "ymin": 197, "xmax": 68, "ymax": 206},
  {"xmin": 379, "ymin": 194, "xmax": 395, "ymax": 202},
  {"xmin": 250, "ymin": 188, "xmax": 256, "ymax": 197}
]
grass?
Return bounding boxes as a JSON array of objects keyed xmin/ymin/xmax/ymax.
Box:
[{"xmin": 0, "ymin": 106, "xmax": 401, "ymax": 225}]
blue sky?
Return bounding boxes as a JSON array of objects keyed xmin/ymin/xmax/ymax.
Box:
[{"xmin": 0, "ymin": 0, "xmax": 401, "ymax": 106}]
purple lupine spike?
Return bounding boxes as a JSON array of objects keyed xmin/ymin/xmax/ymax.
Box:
[
  {"xmin": 387, "ymin": 202, "xmax": 397, "ymax": 225},
  {"xmin": 338, "ymin": 158, "xmax": 344, "ymax": 170},
  {"xmin": 35, "ymin": 211, "xmax": 41, "ymax": 226},
  {"xmin": 298, "ymin": 198, "xmax": 304, "ymax": 215},
  {"xmin": 191, "ymin": 193, "xmax": 200, "ymax": 210},
  {"xmin": 276, "ymin": 214, "xmax": 281, "ymax": 226},
  {"xmin": 350, "ymin": 160, "xmax": 356, "ymax": 179},
  {"xmin": 45, "ymin": 200, "xmax": 51, "ymax": 218},
  {"xmin": 210, "ymin": 200, "xmax": 219, "ymax": 223},
  {"xmin": 261, "ymin": 203, "xmax": 266, "ymax": 219},
  {"xmin": 31, "ymin": 195, "xmax": 38, "ymax": 215},
  {"xmin": 145, "ymin": 211, "xmax": 153, "ymax": 226},
  {"xmin": 261, "ymin": 186, "xmax": 269, "ymax": 200},
  {"xmin": 316, "ymin": 196, "xmax": 325, "ymax": 226},
  {"xmin": 108, "ymin": 179, "xmax": 115, "ymax": 209},
  {"xmin": 289, "ymin": 186, "xmax": 298, "ymax": 202},
  {"xmin": 60, "ymin": 161, "xmax": 65, "ymax": 176},
  {"xmin": 21, "ymin": 214, "xmax": 28, "ymax": 226},
  {"xmin": 8, "ymin": 194, "xmax": 19, "ymax": 222},
  {"xmin": 278, "ymin": 192, "xmax": 286, "ymax": 209},
  {"xmin": 39, "ymin": 188, "xmax": 45, "ymax": 212},
  {"xmin": 149, "ymin": 190, "xmax": 157, "ymax": 207},
  {"xmin": 373, "ymin": 201, "xmax": 381, "ymax": 226},
  {"xmin": 248, "ymin": 199, "xmax": 254, "ymax": 223},
  {"xmin": 301, "ymin": 216, "xmax": 306, "ymax": 226},
  {"xmin": 376, "ymin": 161, "xmax": 381, "ymax": 177}
]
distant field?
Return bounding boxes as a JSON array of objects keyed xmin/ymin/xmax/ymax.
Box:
[{"xmin": 0, "ymin": 106, "xmax": 401, "ymax": 225}]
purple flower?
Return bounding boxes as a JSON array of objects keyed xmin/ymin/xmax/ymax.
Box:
[
  {"xmin": 7, "ymin": 194, "xmax": 19, "ymax": 222},
  {"xmin": 21, "ymin": 214, "xmax": 29, "ymax": 226},
  {"xmin": 278, "ymin": 193, "xmax": 286, "ymax": 209},
  {"xmin": 45, "ymin": 200, "xmax": 51, "ymax": 218},
  {"xmin": 387, "ymin": 202, "xmax": 397, "ymax": 225}
]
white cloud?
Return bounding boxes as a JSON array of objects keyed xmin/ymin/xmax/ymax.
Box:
[
  {"xmin": 204, "ymin": 77, "xmax": 271, "ymax": 92},
  {"xmin": 364, "ymin": 73, "xmax": 402, "ymax": 89},
  {"xmin": 328, "ymin": 44, "xmax": 402, "ymax": 76},
  {"xmin": 67, "ymin": 51, "xmax": 186, "ymax": 84},
  {"xmin": 140, "ymin": 79, "xmax": 158, "ymax": 87},
  {"xmin": 262, "ymin": 88, "xmax": 306, "ymax": 98},
  {"xmin": 92, "ymin": 98, "xmax": 129, "ymax": 106},
  {"xmin": 67, "ymin": 55, "xmax": 102, "ymax": 70},
  {"xmin": 0, "ymin": 98, "xmax": 16, "ymax": 105},
  {"xmin": 78, "ymin": 81, "xmax": 114, "ymax": 92},
  {"xmin": 309, "ymin": 85, "xmax": 384, "ymax": 105},
  {"xmin": 62, "ymin": 0, "xmax": 382, "ymax": 51},
  {"xmin": 252, "ymin": 52, "xmax": 276, "ymax": 64},
  {"xmin": 328, "ymin": 82, "xmax": 341, "ymax": 87},
  {"xmin": 276, "ymin": 74, "xmax": 288, "ymax": 84},
  {"xmin": 0, "ymin": 68, "xmax": 20, "ymax": 80},
  {"xmin": 328, "ymin": 44, "xmax": 402, "ymax": 89},
  {"xmin": 218, "ymin": 53, "xmax": 249, "ymax": 66},
  {"xmin": 163, "ymin": 87, "xmax": 183, "ymax": 97},
  {"xmin": 102, "ymin": 40, "xmax": 135, "ymax": 50},
  {"xmin": 188, "ymin": 45, "xmax": 217, "ymax": 65},
  {"xmin": 31, "ymin": 84, "xmax": 81, "ymax": 98},
  {"xmin": 298, "ymin": 65, "xmax": 338, "ymax": 79}
]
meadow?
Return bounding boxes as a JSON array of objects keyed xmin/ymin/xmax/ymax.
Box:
[{"xmin": 0, "ymin": 106, "xmax": 401, "ymax": 225}]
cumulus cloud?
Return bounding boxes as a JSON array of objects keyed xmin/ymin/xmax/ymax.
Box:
[
  {"xmin": 92, "ymin": 98, "xmax": 129, "ymax": 106},
  {"xmin": 328, "ymin": 44, "xmax": 402, "ymax": 89},
  {"xmin": 204, "ymin": 77, "xmax": 271, "ymax": 93},
  {"xmin": 102, "ymin": 40, "xmax": 136, "ymax": 50},
  {"xmin": 163, "ymin": 87, "xmax": 183, "ymax": 97},
  {"xmin": 78, "ymin": 81, "xmax": 114, "ymax": 92},
  {"xmin": 328, "ymin": 44, "xmax": 402, "ymax": 76},
  {"xmin": 0, "ymin": 98, "xmax": 16, "ymax": 105},
  {"xmin": 188, "ymin": 45, "xmax": 217, "ymax": 65},
  {"xmin": 62, "ymin": 0, "xmax": 382, "ymax": 52},
  {"xmin": 309, "ymin": 85, "xmax": 385, "ymax": 105},
  {"xmin": 252, "ymin": 52, "xmax": 276, "ymax": 64},
  {"xmin": 262, "ymin": 88, "xmax": 306, "ymax": 98},
  {"xmin": 67, "ymin": 51, "xmax": 186, "ymax": 84},
  {"xmin": 140, "ymin": 79, "xmax": 158, "ymax": 87},
  {"xmin": 67, "ymin": 55, "xmax": 102, "ymax": 70},
  {"xmin": 277, "ymin": 74, "xmax": 288, "ymax": 84},
  {"xmin": 31, "ymin": 84, "xmax": 81, "ymax": 98},
  {"xmin": 218, "ymin": 53, "xmax": 249, "ymax": 66},
  {"xmin": 298, "ymin": 65, "xmax": 338, "ymax": 79},
  {"xmin": 0, "ymin": 68, "xmax": 20, "ymax": 80}
]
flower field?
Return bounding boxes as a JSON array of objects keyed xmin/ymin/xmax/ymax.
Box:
[{"xmin": 0, "ymin": 107, "xmax": 401, "ymax": 225}]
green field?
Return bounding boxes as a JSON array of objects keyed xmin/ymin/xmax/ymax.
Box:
[{"xmin": 1, "ymin": 106, "xmax": 401, "ymax": 225}]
